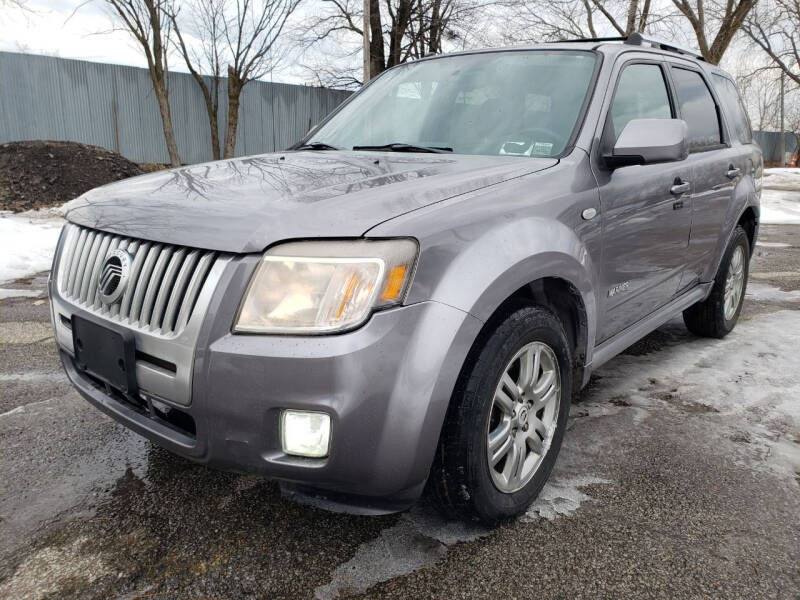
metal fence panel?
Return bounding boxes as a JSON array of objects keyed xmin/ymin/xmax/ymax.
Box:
[
  {"xmin": 753, "ymin": 130, "xmax": 799, "ymax": 164},
  {"xmin": 0, "ymin": 51, "xmax": 351, "ymax": 164}
]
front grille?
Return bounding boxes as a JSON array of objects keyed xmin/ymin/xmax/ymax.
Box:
[{"xmin": 57, "ymin": 224, "xmax": 220, "ymax": 336}]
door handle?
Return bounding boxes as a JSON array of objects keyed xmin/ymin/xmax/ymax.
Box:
[
  {"xmin": 670, "ymin": 181, "xmax": 690, "ymax": 195},
  {"xmin": 726, "ymin": 166, "xmax": 741, "ymax": 179}
]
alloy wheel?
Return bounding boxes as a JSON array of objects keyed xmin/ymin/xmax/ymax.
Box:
[
  {"xmin": 724, "ymin": 245, "xmax": 745, "ymax": 321},
  {"xmin": 486, "ymin": 341, "xmax": 561, "ymax": 493}
]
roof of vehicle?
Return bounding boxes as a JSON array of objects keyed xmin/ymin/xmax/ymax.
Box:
[{"xmin": 420, "ymin": 33, "xmax": 726, "ymax": 76}]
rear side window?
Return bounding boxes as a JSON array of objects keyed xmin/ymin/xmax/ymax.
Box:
[
  {"xmin": 711, "ymin": 74, "xmax": 753, "ymax": 144},
  {"xmin": 609, "ymin": 63, "xmax": 672, "ymax": 141},
  {"xmin": 671, "ymin": 67, "xmax": 722, "ymax": 151}
]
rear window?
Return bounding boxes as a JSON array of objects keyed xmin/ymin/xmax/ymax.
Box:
[
  {"xmin": 711, "ymin": 74, "xmax": 753, "ymax": 144},
  {"xmin": 671, "ymin": 67, "xmax": 722, "ymax": 151}
]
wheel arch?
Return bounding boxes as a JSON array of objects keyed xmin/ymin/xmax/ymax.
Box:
[
  {"xmin": 460, "ymin": 275, "xmax": 591, "ymax": 398},
  {"xmin": 737, "ymin": 205, "xmax": 758, "ymax": 255}
]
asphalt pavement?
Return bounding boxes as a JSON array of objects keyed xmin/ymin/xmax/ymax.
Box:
[{"xmin": 1, "ymin": 225, "xmax": 799, "ymax": 600}]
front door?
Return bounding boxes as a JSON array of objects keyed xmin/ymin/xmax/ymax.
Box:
[{"xmin": 593, "ymin": 60, "xmax": 692, "ymax": 342}]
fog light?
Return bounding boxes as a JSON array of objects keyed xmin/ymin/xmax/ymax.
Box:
[{"xmin": 281, "ymin": 410, "xmax": 331, "ymax": 458}]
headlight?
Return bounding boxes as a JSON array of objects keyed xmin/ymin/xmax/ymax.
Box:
[{"xmin": 234, "ymin": 239, "xmax": 418, "ymax": 334}]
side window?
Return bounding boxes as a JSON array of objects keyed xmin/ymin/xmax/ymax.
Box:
[
  {"xmin": 711, "ymin": 74, "xmax": 753, "ymax": 144},
  {"xmin": 671, "ymin": 67, "xmax": 722, "ymax": 151},
  {"xmin": 608, "ymin": 63, "xmax": 672, "ymax": 141}
]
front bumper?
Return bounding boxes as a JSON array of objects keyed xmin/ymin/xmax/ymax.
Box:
[{"xmin": 53, "ymin": 255, "xmax": 482, "ymax": 512}]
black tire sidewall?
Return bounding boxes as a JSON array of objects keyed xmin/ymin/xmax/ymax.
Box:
[{"xmin": 463, "ymin": 307, "xmax": 572, "ymax": 523}]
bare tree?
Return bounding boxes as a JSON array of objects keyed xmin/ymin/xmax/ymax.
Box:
[
  {"xmin": 105, "ymin": 0, "xmax": 182, "ymax": 166},
  {"xmin": 736, "ymin": 65, "xmax": 782, "ymax": 130},
  {"xmin": 170, "ymin": 0, "xmax": 299, "ymax": 159},
  {"xmin": 170, "ymin": 0, "xmax": 225, "ymax": 159},
  {"xmin": 300, "ymin": 0, "xmax": 481, "ymax": 87},
  {"xmin": 219, "ymin": 0, "xmax": 301, "ymax": 158},
  {"xmin": 670, "ymin": 0, "xmax": 758, "ymax": 64},
  {"xmin": 742, "ymin": 0, "xmax": 800, "ymax": 86},
  {"xmin": 499, "ymin": 0, "xmax": 671, "ymax": 44}
]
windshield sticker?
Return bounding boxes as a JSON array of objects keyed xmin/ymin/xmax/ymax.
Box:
[{"xmin": 532, "ymin": 142, "xmax": 553, "ymax": 157}]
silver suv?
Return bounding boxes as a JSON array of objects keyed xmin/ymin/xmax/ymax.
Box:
[{"xmin": 50, "ymin": 34, "xmax": 761, "ymax": 523}]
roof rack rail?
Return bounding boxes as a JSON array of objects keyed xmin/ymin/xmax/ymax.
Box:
[
  {"xmin": 548, "ymin": 32, "xmax": 706, "ymax": 61},
  {"xmin": 624, "ymin": 32, "xmax": 706, "ymax": 61}
]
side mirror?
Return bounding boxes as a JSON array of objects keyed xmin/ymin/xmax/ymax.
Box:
[{"xmin": 605, "ymin": 118, "xmax": 689, "ymax": 169}]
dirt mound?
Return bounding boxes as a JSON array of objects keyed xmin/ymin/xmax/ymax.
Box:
[{"xmin": 0, "ymin": 141, "xmax": 145, "ymax": 213}]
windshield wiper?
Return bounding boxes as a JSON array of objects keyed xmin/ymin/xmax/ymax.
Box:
[
  {"xmin": 352, "ymin": 143, "xmax": 453, "ymax": 154},
  {"xmin": 295, "ymin": 141, "xmax": 340, "ymax": 151}
]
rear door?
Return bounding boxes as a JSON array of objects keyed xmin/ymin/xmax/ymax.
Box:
[
  {"xmin": 593, "ymin": 58, "xmax": 692, "ymax": 342},
  {"xmin": 666, "ymin": 64, "xmax": 740, "ymax": 290}
]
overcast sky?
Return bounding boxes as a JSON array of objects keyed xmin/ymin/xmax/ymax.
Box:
[
  {"xmin": 0, "ymin": 0, "xmax": 782, "ymax": 87},
  {"xmin": 0, "ymin": 0, "xmax": 311, "ymax": 84}
]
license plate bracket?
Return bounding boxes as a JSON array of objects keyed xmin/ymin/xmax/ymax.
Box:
[{"xmin": 72, "ymin": 315, "xmax": 138, "ymax": 395}]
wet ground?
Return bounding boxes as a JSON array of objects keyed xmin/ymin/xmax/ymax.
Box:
[{"xmin": 1, "ymin": 225, "xmax": 799, "ymax": 599}]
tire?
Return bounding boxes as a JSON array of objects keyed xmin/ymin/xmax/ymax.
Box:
[
  {"xmin": 429, "ymin": 305, "xmax": 572, "ymax": 524},
  {"xmin": 683, "ymin": 225, "xmax": 750, "ymax": 338}
]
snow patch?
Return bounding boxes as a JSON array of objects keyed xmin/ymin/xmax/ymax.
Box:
[
  {"xmin": 314, "ymin": 506, "xmax": 489, "ymax": 599},
  {"xmin": 756, "ymin": 241, "xmax": 791, "ymax": 249},
  {"xmin": 524, "ymin": 476, "xmax": 611, "ymax": 521},
  {"xmin": 763, "ymin": 167, "xmax": 800, "ymax": 191},
  {"xmin": 746, "ymin": 282, "xmax": 800, "ymax": 302},
  {"xmin": 591, "ymin": 310, "xmax": 800, "ymax": 482},
  {"xmin": 0, "ymin": 536, "xmax": 111, "ymax": 600},
  {"xmin": 0, "ymin": 210, "xmax": 64, "ymax": 285},
  {"xmin": 0, "ymin": 288, "xmax": 44, "ymax": 299},
  {"xmin": 760, "ymin": 188, "xmax": 800, "ymax": 225}
]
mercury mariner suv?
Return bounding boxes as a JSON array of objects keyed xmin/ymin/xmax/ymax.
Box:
[{"xmin": 50, "ymin": 34, "xmax": 762, "ymax": 523}]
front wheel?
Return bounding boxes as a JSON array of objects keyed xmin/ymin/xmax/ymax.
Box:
[
  {"xmin": 429, "ymin": 306, "xmax": 572, "ymax": 523},
  {"xmin": 683, "ymin": 225, "xmax": 750, "ymax": 338}
]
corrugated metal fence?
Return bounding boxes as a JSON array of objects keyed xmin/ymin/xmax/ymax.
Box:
[
  {"xmin": 753, "ymin": 130, "xmax": 800, "ymax": 165},
  {"xmin": 0, "ymin": 51, "xmax": 351, "ymax": 164}
]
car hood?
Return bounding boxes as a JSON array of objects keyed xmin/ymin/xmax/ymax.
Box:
[{"xmin": 65, "ymin": 151, "xmax": 557, "ymax": 253}]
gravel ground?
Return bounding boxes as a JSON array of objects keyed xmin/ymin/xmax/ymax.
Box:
[{"xmin": 1, "ymin": 225, "xmax": 798, "ymax": 600}]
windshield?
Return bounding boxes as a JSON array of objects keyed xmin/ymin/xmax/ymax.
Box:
[{"xmin": 307, "ymin": 51, "xmax": 598, "ymax": 158}]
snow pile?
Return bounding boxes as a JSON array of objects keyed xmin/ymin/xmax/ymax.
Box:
[
  {"xmin": 0, "ymin": 210, "xmax": 64, "ymax": 285},
  {"xmin": 761, "ymin": 168, "xmax": 800, "ymax": 225},
  {"xmin": 760, "ymin": 188, "xmax": 800, "ymax": 224},
  {"xmin": 763, "ymin": 167, "xmax": 800, "ymax": 191}
]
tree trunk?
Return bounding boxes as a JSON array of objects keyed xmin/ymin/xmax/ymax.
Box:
[
  {"xmin": 208, "ymin": 93, "xmax": 220, "ymax": 160},
  {"xmin": 388, "ymin": 0, "xmax": 412, "ymax": 67},
  {"xmin": 151, "ymin": 69, "xmax": 181, "ymax": 167},
  {"xmin": 223, "ymin": 69, "xmax": 242, "ymax": 159},
  {"xmin": 189, "ymin": 73, "xmax": 221, "ymax": 160},
  {"xmin": 428, "ymin": 0, "xmax": 441, "ymax": 54},
  {"xmin": 369, "ymin": 0, "xmax": 385, "ymax": 76},
  {"xmin": 625, "ymin": 0, "xmax": 638, "ymax": 34}
]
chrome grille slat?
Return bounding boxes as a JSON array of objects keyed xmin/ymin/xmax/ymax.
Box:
[
  {"xmin": 139, "ymin": 247, "xmax": 172, "ymax": 326},
  {"xmin": 65, "ymin": 228, "xmax": 88, "ymax": 295},
  {"xmin": 162, "ymin": 250, "xmax": 200, "ymax": 334},
  {"xmin": 58, "ymin": 227, "xmax": 79, "ymax": 294},
  {"xmin": 150, "ymin": 248, "xmax": 188, "ymax": 331},
  {"xmin": 84, "ymin": 234, "xmax": 112, "ymax": 306},
  {"xmin": 119, "ymin": 241, "xmax": 148, "ymax": 319},
  {"xmin": 55, "ymin": 224, "xmax": 223, "ymax": 337},
  {"xmin": 175, "ymin": 252, "xmax": 215, "ymax": 332},
  {"xmin": 70, "ymin": 230, "xmax": 95, "ymax": 297},
  {"xmin": 128, "ymin": 244, "xmax": 162, "ymax": 324}
]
